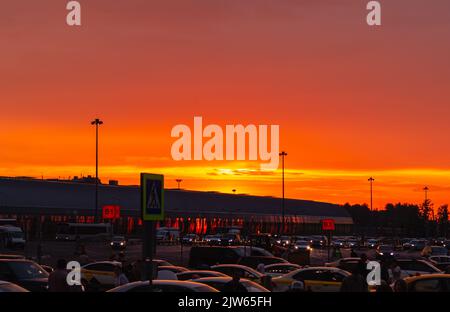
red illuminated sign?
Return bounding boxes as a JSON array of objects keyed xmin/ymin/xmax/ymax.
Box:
[
  {"xmin": 322, "ymin": 219, "xmax": 335, "ymax": 231},
  {"xmin": 102, "ymin": 205, "xmax": 120, "ymax": 219}
]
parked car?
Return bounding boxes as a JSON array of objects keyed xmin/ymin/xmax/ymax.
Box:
[
  {"xmin": 292, "ymin": 240, "xmax": 312, "ymax": 251},
  {"xmin": 0, "ymin": 280, "xmax": 29, "ymax": 292},
  {"xmin": 192, "ymin": 277, "xmax": 270, "ymax": 292},
  {"xmin": 0, "ymin": 259, "xmax": 49, "ymax": 292},
  {"xmin": 263, "ymin": 263, "xmax": 302, "ymax": 278},
  {"xmin": 0, "ymin": 226, "xmax": 26, "ymax": 249},
  {"xmin": 404, "ymin": 274, "xmax": 450, "ymax": 292},
  {"xmin": 219, "ymin": 234, "xmax": 241, "ymax": 246},
  {"xmin": 110, "ymin": 236, "xmax": 127, "ymax": 250},
  {"xmin": 176, "ymin": 270, "xmax": 228, "ymax": 281},
  {"xmin": 272, "ymin": 267, "xmax": 351, "ymax": 292},
  {"xmin": 376, "ymin": 245, "xmax": 396, "ymax": 261},
  {"xmin": 309, "ymin": 236, "xmax": 326, "ymax": 248},
  {"xmin": 108, "ymin": 280, "xmax": 219, "ymax": 292},
  {"xmin": 210, "ymin": 264, "xmax": 264, "ymax": 283}
]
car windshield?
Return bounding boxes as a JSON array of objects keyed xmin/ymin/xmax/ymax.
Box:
[{"xmin": 9, "ymin": 261, "xmax": 49, "ymax": 279}]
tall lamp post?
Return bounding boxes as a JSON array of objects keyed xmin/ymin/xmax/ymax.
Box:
[
  {"xmin": 176, "ymin": 179, "xmax": 183, "ymax": 190},
  {"xmin": 279, "ymin": 151, "xmax": 288, "ymax": 234},
  {"xmin": 368, "ymin": 177, "xmax": 375, "ymax": 211},
  {"xmin": 91, "ymin": 118, "xmax": 103, "ymax": 223}
]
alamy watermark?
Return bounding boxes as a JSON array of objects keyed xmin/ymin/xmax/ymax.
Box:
[
  {"xmin": 64, "ymin": 1, "xmax": 382, "ymax": 27},
  {"xmin": 171, "ymin": 117, "xmax": 280, "ymax": 170}
]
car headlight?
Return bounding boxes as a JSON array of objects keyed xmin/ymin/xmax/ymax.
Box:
[
  {"xmin": 380, "ymin": 252, "xmax": 384, "ymax": 255},
  {"xmin": 286, "ymin": 241, "xmax": 290, "ymax": 244},
  {"xmin": 120, "ymin": 242, "xmax": 124, "ymax": 246},
  {"xmin": 110, "ymin": 242, "xmax": 114, "ymax": 246},
  {"xmin": 390, "ymin": 252, "xmax": 394, "ymax": 256}
]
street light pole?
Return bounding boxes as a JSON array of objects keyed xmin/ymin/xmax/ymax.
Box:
[
  {"xmin": 368, "ymin": 177, "xmax": 375, "ymax": 211},
  {"xmin": 91, "ymin": 118, "xmax": 103, "ymax": 223},
  {"xmin": 176, "ymin": 179, "xmax": 183, "ymax": 190},
  {"xmin": 279, "ymin": 151, "xmax": 287, "ymax": 234}
]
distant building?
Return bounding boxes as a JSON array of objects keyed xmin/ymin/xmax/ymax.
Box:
[{"xmin": 0, "ymin": 177, "xmax": 353, "ymax": 238}]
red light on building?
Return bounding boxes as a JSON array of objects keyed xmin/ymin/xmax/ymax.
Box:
[
  {"xmin": 322, "ymin": 219, "xmax": 335, "ymax": 231},
  {"xmin": 102, "ymin": 205, "xmax": 120, "ymax": 220}
]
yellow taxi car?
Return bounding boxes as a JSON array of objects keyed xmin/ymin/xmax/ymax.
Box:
[
  {"xmin": 272, "ymin": 267, "xmax": 351, "ymax": 292},
  {"xmin": 81, "ymin": 261, "xmax": 122, "ymax": 289},
  {"xmin": 403, "ymin": 274, "xmax": 450, "ymax": 292}
]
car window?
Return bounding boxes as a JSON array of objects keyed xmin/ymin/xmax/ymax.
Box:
[
  {"xmin": 8, "ymin": 261, "xmax": 48, "ymax": 279},
  {"xmin": 410, "ymin": 262, "xmax": 435, "ymax": 273},
  {"xmin": 293, "ymin": 269, "xmax": 324, "ymax": 281},
  {"xmin": 323, "ymin": 271, "xmax": 346, "ymax": 283},
  {"xmin": 412, "ymin": 279, "xmax": 442, "ymax": 292}
]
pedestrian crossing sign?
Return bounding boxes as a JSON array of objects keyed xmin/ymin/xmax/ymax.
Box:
[{"xmin": 141, "ymin": 173, "xmax": 164, "ymax": 221}]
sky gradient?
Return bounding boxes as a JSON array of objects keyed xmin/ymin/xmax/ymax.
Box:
[{"xmin": 1, "ymin": 1, "xmax": 450, "ymax": 210}]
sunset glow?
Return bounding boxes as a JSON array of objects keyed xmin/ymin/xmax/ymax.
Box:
[{"xmin": 1, "ymin": 0, "xmax": 450, "ymax": 210}]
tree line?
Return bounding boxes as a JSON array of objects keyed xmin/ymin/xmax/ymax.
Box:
[{"xmin": 343, "ymin": 200, "xmax": 449, "ymax": 237}]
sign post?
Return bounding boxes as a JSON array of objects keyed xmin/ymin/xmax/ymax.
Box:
[
  {"xmin": 141, "ymin": 173, "xmax": 164, "ymax": 283},
  {"xmin": 322, "ymin": 219, "xmax": 335, "ymax": 262}
]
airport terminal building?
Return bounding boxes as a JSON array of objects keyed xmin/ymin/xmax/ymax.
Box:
[{"xmin": 0, "ymin": 177, "xmax": 353, "ymax": 239}]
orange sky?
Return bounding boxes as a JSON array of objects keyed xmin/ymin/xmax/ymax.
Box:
[{"xmin": 1, "ymin": 1, "xmax": 450, "ymax": 210}]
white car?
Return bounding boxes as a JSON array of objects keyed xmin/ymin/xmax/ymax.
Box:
[
  {"xmin": 108, "ymin": 280, "xmax": 219, "ymax": 292},
  {"xmin": 292, "ymin": 240, "xmax": 312, "ymax": 251},
  {"xmin": 81, "ymin": 261, "xmax": 122, "ymax": 287},
  {"xmin": 272, "ymin": 267, "xmax": 351, "ymax": 292}
]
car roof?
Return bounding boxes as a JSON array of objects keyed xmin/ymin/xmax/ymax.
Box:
[
  {"xmin": 404, "ymin": 274, "xmax": 450, "ymax": 283},
  {"xmin": 264, "ymin": 263, "xmax": 300, "ymax": 268},
  {"xmin": 193, "ymin": 276, "xmax": 248, "ymax": 283},
  {"xmin": 82, "ymin": 261, "xmax": 121, "ymax": 267},
  {"xmin": 109, "ymin": 279, "xmax": 219, "ymax": 291},
  {"xmin": 212, "ymin": 264, "xmax": 259, "ymax": 270},
  {"xmin": 177, "ymin": 270, "xmax": 226, "ymax": 275},
  {"xmin": 0, "ymin": 258, "xmax": 34, "ymax": 263},
  {"xmin": 284, "ymin": 266, "xmax": 351, "ymax": 277}
]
